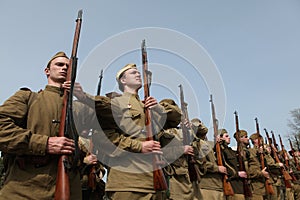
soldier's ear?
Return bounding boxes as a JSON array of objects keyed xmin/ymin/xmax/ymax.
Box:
[{"xmin": 44, "ymin": 67, "xmax": 50, "ymax": 76}]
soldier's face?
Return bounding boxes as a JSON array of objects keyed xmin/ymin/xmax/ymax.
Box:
[
  {"xmin": 45, "ymin": 57, "xmax": 69, "ymax": 84},
  {"xmin": 121, "ymin": 68, "xmax": 142, "ymax": 90},
  {"xmin": 240, "ymin": 135, "xmax": 249, "ymax": 145},
  {"xmin": 222, "ymin": 133, "xmax": 230, "ymax": 144}
]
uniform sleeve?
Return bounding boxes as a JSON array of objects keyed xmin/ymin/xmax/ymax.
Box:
[
  {"xmin": 0, "ymin": 90, "xmax": 48, "ymax": 155},
  {"xmin": 247, "ymin": 148, "xmax": 264, "ymax": 179}
]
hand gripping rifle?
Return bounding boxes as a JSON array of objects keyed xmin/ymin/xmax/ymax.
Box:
[
  {"xmin": 264, "ymin": 129, "xmax": 292, "ymax": 188},
  {"xmin": 141, "ymin": 39, "xmax": 168, "ymax": 191},
  {"xmin": 179, "ymin": 84, "xmax": 201, "ymax": 182},
  {"xmin": 210, "ymin": 95, "xmax": 234, "ymax": 196},
  {"xmin": 55, "ymin": 10, "xmax": 83, "ymax": 200},
  {"xmin": 234, "ymin": 111, "xmax": 252, "ymax": 198},
  {"xmin": 254, "ymin": 118, "xmax": 274, "ymax": 195}
]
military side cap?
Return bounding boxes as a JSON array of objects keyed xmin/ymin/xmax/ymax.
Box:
[
  {"xmin": 116, "ymin": 63, "xmax": 137, "ymax": 81},
  {"xmin": 191, "ymin": 118, "xmax": 201, "ymax": 127},
  {"xmin": 218, "ymin": 129, "xmax": 228, "ymax": 135},
  {"xmin": 250, "ymin": 133, "xmax": 261, "ymax": 140},
  {"xmin": 234, "ymin": 129, "xmax": 248, "ymax": 139},
  {"xmin": 47, "ymin": 51, "xmax": 69, "ymax": 68},
  {"xmin": 160, "ymin": 98, "xmax": 176, "ymax": 105}
]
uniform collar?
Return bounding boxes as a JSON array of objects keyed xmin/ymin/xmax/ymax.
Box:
[
  {"xmin": 45, "ymin": 85, "xmax": 64, "ymax": 95},
  {"xmin": 123, "ymin": 92, "xmax": 140, "ymax": 101}
]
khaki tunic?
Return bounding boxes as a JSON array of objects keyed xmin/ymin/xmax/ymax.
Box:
[
  {"xmin": 104, "ymin": 92, "xmax": 167, "ymax": 194},
  {"xmin": 160, "ymin": 128, "xmax": 194, "ymax": 200},
  {"xmin": 247, "ymin": 147, "xmax": 266, "ymax": 196},
  {"xmin": 0, "ymin": 85, "xmax": 97, "ymax": 200}
]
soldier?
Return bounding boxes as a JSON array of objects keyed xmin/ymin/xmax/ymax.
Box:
[
  {"xmin": 289, "ymin": 150, "xmax": 300, "ymax": 200},
  {"xmin": 218, "ymin": 129, "xmax": 248, "ymax": 200},
  {"xmin": 78, "ymin": 130, "xmax": 106, "ymax": 200},
  {"xmin": 0, "ymin": 52, "xmax": 98, "ymax": 199},
  {"xmin": 158, "ymin": 99, "xmax": 194, "ymax": 200},
  {"xmin": 248, "ymin": 133, "xmax": 270, "ymax": 200},
  {"xmin": 263, "ymin": 144, "xmax": 284, "ymax": 200},
  {"xmin": 190, "ymin": 118, "xmax": 226, "ymax": 200},
  {"xmin": 86, "ymin": 63, "xmax": 180, "ymax": 200}
]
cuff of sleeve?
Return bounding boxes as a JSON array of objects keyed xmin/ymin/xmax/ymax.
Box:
[
  {"xmin": 28, "ymin": 134, "xmax": 49, "ymax": 155},
  {"xmin": 81, "ymin": 93, "xmax": 96, "ymax": 108},
  {"xmin": 131, "ymin": 140, "xmax": 143, "ymax": 152}
]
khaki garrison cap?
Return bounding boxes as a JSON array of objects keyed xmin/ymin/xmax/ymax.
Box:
[
  {"xmin": 116, "ymin": 63, "xmax": 137, "ymax": 81},
  {"xmin": 249, "ymin": 133, "xmax": 262, "ymax": 140},
  {"xmin": 46, "ymin": 51, "xmax": 69, "ymax": 68},
  {"xmin": 234, "ymin": 129, "xmax": 248, "ymax": 139},
  {"xmin": 218, "ymin": 129, "xmax": 228, "ymax": 135}
]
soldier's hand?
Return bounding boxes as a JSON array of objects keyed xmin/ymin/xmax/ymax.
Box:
[
  {"xmin": 238, "ymin": 171, "xmax": 248, "ymax": 178},
  {"xmin": 83, "ymin": 154, "xmax": 98, "ymax": 165},
  {"xmin": 144, "ymin": 96, "xmax": 158, "ymax": 109},
  {"xmin": 184, "ymin": 145, "xmax": 194, "ymax": 156},
  {"xmin": 262, "ymin": 167, "xmax": 269, "ymax": 178},
  {"xmin": 62, "ymin": 81, "xmax": 87, "ymax": 101},
  {"xmin": 141, "ymin": 140, "xmax": 162, "ymax": 154},
  {"xmin": 47, "ymin": 136, "xmax": 75, "ymax": 154},
  {"xmin": 278, "ymin": 162, "xmax": 284, "ymax": 167},
  {"xmin": 218, "ymin": 166, "xmax": 227, "ymax": 174}
]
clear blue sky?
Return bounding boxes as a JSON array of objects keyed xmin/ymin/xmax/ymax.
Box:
[{"xmin": 1, "ymin": 1, "xmax": 300, "ymax": 148}]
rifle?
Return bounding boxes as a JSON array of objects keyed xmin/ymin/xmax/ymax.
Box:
[
  {"xmin": 96, "ymin": 69, "xmax": 103, "ymax": 96},
  {"xmin": 179, "ymin": 84, "xmax": 200, "ymax": 182},
  {"xmin": 279, "ymin": 134, "xmax": 297, "ymax": 181},
  {"xmin": 234, "ymin": 111, "xmax": 252, "ymax": 198},
  {"xmin": 141, "ymin": 39, "xmax": 168, "ymax": 191},
  {"xmin": 264, "ymin": 129, "xmax": 292, "ymax": 188},
  {"xmin": 55, "ymin": 10, "xmax": 83, "ymax": 200},
  {"xmin": 210, "ymin": 94, "xmax": 234, "ymax": 196},
  {"xmin": 254, "ymin": 118, "xmax": 274, "ymax": 195},
  {"xmin": 289, "ymin": 138, "xmax": 300, "ymax": 171}
]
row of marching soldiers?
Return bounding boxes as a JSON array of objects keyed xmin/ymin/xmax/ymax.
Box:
[
  {"xmin": 2, "ymin": 51, "xmax": 300, "ymax": 200},
  {"xmin": 57, "ymin": 61, "xmax": 300, "ymax": 199}
]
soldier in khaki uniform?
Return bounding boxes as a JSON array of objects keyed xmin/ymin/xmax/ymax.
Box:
[
  {"xmin": 218, "ymin": 129, "xmax": 248, "ymax": 200},
  {"xmin": 190, "ymin": 118, "xmax": 226, "ymax": 200},
  {"xmin": 248, "ymin": 133, "xmax": 271, "ymax": 200},
  {"xmin": 88, "ymin": 63, "xmax": 179, "ymax": 200},
  {"xmin": 0, "ymin": 52, "xmax": 99, "ymax": 200},
  {"xmin": 158, "ymin": 99, "xmax": 195, "ymax": 200},
  {"xmin": 263, "ymin": 144, "xmax": 284, "ymax": 200}
]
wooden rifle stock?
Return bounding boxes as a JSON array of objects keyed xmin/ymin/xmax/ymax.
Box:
[
  {"xmin": 179, "ymin": 84, "xmax": 200, "ymax": 182},
  {"xmin": 141, "ymin": 39, "xmax": 168, "ymax": 191},
  {"xmin": 234, "ymin": 111, "xmax": 252, "ymax": 197},
  {"xmin": 254, "ymin": 118, "xmax": 274, "ymax": 195},
  {"xmin": 210, "ymin": 95, "xmax": 234, "ymax": 196},
  {"xmin": 265, "ymin": 129, "xmax": 292, "ymax": 188},
  {"xmin": 54, "ymin": 10, "xmax": 82, "ymax": 200}
]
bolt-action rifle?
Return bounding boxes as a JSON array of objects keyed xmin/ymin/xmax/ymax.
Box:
[
  {"xmin": 141, "ymin": 39, "xmax": 168, "ymax": 191},
  {"xmin": 179, "ymin": 84, "xmax": 201, "ymax": 182},
  {"xmin": 55, "ymin": 10, "xmax": 83, "ymax": 200},
  {"xmin": 279, "ymin": 134, "xmax": 297, "ymax": 181},
  {"xmin": 234, "ymin": 111, "xmax": 252, "ymax": 198},
  {"xmin": 210, "ymin": 95, "xmax": 234, "ymax": 196},
  {"xmin": 254, "ymin": 118, "xmax": 274, "ymax": 195},
  {"xmin": 264, "ymin": 129, "xmax": 292, "ymax": 188}
]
